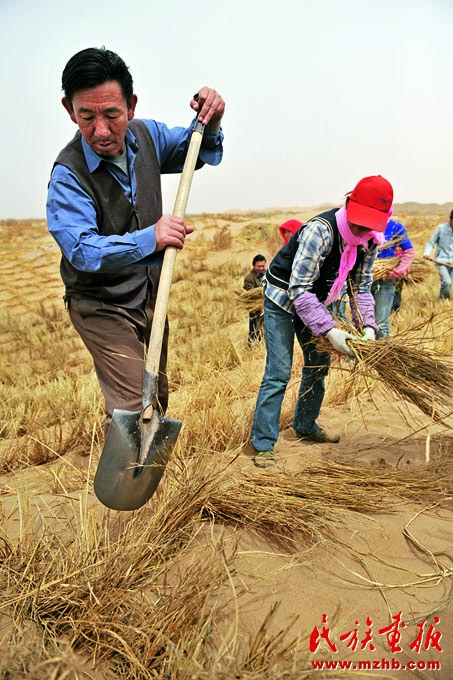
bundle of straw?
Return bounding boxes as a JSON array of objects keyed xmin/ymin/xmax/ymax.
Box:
[
  {"xmin": 316, "ymin": 316, "xmax": 453, "ymax": 423},
  {"xmin": 372, "ymin": 256, "xmax": 433, "ymax": 284},
  {"xmin": 234, "ymin": 286, "xmax": 264, "ymax": 313}
]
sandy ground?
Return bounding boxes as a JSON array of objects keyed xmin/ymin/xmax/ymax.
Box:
[
  {"xmin": 1, "ymin": 210, "xmax": 452, "ymax": 678},
  {"xmin": 1, "ymin": 391, "xmax": 452, "ymax": 679},
  {"xmin": 223, "ymin": 391, "xmax": 453, "ymax": 679}
]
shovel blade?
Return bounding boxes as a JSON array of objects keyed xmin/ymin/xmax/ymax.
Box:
[{"xmin": 94, "ymin": 408, "xmax": 182, "ymax": 511}]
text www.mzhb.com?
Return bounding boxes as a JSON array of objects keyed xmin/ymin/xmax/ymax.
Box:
[{"xmin": 311, "ymin": 658, "xmax": 441, "ymax": 671}]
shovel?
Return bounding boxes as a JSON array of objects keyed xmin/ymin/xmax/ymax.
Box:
[{"xmin": 94, "ymin": 119, "xmax": 205, "ymax": 511}]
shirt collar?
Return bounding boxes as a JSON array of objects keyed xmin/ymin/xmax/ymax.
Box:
[{"xmin": 81, "ymin": 127, "xmax": 139, "ymax": 173}]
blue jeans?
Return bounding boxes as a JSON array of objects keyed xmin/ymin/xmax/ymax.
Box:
[
  {"xmin": 392, "ymin": 279, "xmax": 403, "ymax": 312},
  {"xmin": 251, "ymin": 296, "xmax": 331, "ymax": 453},
  {"xmin": 248, "ymin": 310, "xmax": 263, "ymax": 344},
  {"xmin": 437, "ymin": 265, "xmax": 453, "ymax": 299},
  {"xmin": 371, "ymin": 279, "xmax": 395, "ymax": 338}
]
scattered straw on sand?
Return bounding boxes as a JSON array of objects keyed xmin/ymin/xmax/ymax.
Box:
[{"xmin": 202, "ymin": 459, "xmax": 452, "ymax": 549}]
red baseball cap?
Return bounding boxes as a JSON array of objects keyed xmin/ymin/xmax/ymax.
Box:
[{"xmin": 346, "ymin": 175, "xmax": 393, "ymax": 232}]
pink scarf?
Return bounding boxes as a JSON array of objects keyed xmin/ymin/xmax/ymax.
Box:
[{"xmin": 325, "ymin": 207, "xmax": 385, "ymax": 305}]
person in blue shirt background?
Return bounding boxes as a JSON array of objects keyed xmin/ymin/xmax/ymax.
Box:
[
  {"xmin": 423, "ymin": 210, "xmax": 453, "ymax": 300},
  {"xmin": 47, "ymin": 46, "xmax": 225, "ymax": 438},
  {"xmin": 371, "ymin": 218, "xmax": 415, "ymax": 338}
]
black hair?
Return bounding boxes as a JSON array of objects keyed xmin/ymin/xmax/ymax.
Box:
[
  {"xmin": 62, "ymin": 47, "xmax": 134, "ymax": 107},
  {"xmin": 252, "ymin": 254, "xmax": 266, "ymax": 266},
  {"xmin": 450, "ymin": 209, "xmax": 453, "ymax": 220}
]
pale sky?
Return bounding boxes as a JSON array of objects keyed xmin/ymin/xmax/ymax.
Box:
[{"xmin": 1, "ymin": 0, "xmax": 452, "ymax": 219}]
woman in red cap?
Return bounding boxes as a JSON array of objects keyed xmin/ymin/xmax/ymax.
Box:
[{"xmin": 251, "ymin": 176, "xmax": 393, "ymax": 468}]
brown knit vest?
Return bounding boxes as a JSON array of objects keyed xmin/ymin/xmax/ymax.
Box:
[{"xmin": 54, "ymin": 120, "xmax": 162, "ymax": 307}]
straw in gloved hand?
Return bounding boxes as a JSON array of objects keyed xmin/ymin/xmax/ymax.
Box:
[
  {"xmin": 326, "ymin": 327, "xmax": 359, "ymax": 356},
  {"xmin": 316, "ymin": 316, "xmax": 453, "ymax": 423},
  {"xmin": 361, "ymin": 326, "xmax": 375, "ymax": 341}
]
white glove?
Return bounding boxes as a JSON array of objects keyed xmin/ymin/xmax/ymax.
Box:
[
  {"xmin": 362, "ymin": 326, "xmax": 375, "ymax": 342},
  {"xmin": 326, "ymin": 328, "xmax": 358, "ymax": 356}
]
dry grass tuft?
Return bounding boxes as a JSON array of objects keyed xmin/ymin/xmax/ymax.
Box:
[
  {"xmin": 317, "ymin": 312, "xmax": 453, "ymax": 423},
  {"xmin": 372, "ymin": 256, "xmax": 433, "ymax": 284},
  {"xmin": 201, "ymin": 457, "xmax": 452, "ymax": 549},
  {"xmin": 2, "ymin": 447, "xmax": 451, "ymax": 678},
  {"xmin": 234, "ymin": 286, "xmax": 264, "ymax": 313},
  {"xmin": 212, "ymin": 225, "xmax": 233, "ymax": 250}
]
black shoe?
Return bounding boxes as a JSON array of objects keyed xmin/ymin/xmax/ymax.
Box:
[
  {"xmin": 253, "ymin": 450, "xmax": 276, "ymax": 468},
  {"xmin": 295, "ymin": 428, "xmax": 340, "ymax": 444}
]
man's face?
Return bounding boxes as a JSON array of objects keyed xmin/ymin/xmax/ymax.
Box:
[
  {"xmin": 253, "ymin": 260, "xmax": 266, "ymax": 274},
  {"xmin": 62, "ymin": 81, "xmax": 137, "ymax": 157},
  {"xmin": 450, "ymin": 217, "xmax": 453, "ymax": 230}
]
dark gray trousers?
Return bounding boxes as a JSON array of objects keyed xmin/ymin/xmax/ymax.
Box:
[{"xmin": 68, "ymin": 295, "xmax": 169, "ymax": 438}]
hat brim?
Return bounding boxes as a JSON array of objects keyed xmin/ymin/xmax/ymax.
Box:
[{"xmin": 346, "ymin": 200, "xmax": 389, "ymax": 232}]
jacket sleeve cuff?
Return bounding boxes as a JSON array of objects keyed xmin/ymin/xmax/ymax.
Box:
[
  {"xmin": 135, "ymin": 225, "xmax": 158, "ymax": 256},
  {"xmin": 350, "ymin": 292, "xmax": 379, "ymax": 334}
]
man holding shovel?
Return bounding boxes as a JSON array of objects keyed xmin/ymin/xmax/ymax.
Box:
[{"xmin": 47, "ymin": 47, "xmax": 225, "ymax": 439}]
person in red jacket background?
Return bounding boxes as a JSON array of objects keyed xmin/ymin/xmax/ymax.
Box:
[{"xmin": 279, "ymin": 219, "xmax": 303, "ymax": 244}]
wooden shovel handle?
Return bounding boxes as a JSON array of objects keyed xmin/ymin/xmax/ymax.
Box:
[
  {"xmin": 427, "ymin": 256, "xmax": 453, "ymax": 269},
  {"xmin": 146, "ymin": 120, "xmax": 205, "ymax": 376}
]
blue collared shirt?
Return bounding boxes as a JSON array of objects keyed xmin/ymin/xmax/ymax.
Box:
[
  {"xmin": 424, "ymin": 222, "xmax": 453, "ymax": 264},
  {"xmin": 47, "ymin": 118, "xmax": 223, "ymax": 273},
  {"xmin": 377, "ymin": 219, "xmax": 413, "ymax": 259}
]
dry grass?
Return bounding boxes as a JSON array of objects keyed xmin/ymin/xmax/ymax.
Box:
[
  {"xmin": 1, "ymin": 447, "xmax": 451, "ymax": 678},
  {"xmin": 1, "ymin": 210, "xmax": 452, "ymax": 679},
  {"xmin": 372, "ymin": 256, "xmax": 433, "ymax": 284},
  {"xmin": 234, "ymin": 287, "xmax": 264, "ymax": 313},
  {"xmin": 202, "ymin": 457, "xmax": 453, "ymax": 548},
  {"xmin": 316, "ymin": 311, "xmax": 453, "ymax": 423}
]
